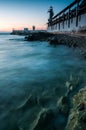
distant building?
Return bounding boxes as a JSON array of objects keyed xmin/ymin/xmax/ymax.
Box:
[
  {"xmin": 24, "ymin": 28, "xmax": 29, "ymax": 33},
  {"xmin": 11, "ymin": 28, "xmax": 29, "ymax": 35},
  {"xmin": 32, "ymin": 26, "xmax": 35, "ymax": 30},
  {"xmin": 47, "ymin": 0, "xmax": 86, "ymax": 32}
]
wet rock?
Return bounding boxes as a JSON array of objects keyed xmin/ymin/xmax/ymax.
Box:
[
  {"xmin": 15, "ymin": 95, "xmax": 38, "ymax": 111},
  {"xmin": 66, "ymin": 87, "xmax": 86, "ymax": 130},
  {"xmin": 78, "ymin": 111, "xmax": 86, "ymax": 123},
  {"xmin": 30, "ymin": 109, "xmax": 55, "ymax": 130},
  {"xmin": 37, "ymin": 96, "xmax": 51, "ymax": 107},
  {"xmin": 30, "ymin": 108, "xmax": 67, "ymax": 130},
  {"xmin": 25, "ymin": 32, "xmax": 86, "ymax": 50},
  {"xmin": 48, "ymin": 36, "xmax": 58, "ymax": 45},
  {"xmin": 77, "ymin": 102, "xmax": 85, "ymax": 111},
  {"xmin": 25, "ymin": 32, "xmax": 54, "ymax": 41},
  {"xmin": 48, "ymin": 34, "xmax": 86, "ymax": 49},
  {"xmin": 57, "ymin": 96, "xmax": 70, "ymax": 116},
  {"xmin": 65, "ymin": 75, "xmax": 80, "ymax": 96}
]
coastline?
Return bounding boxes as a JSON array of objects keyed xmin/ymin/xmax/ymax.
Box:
[
  {"xmin": 25, "ymin": 32, "xmax": 86, "ymax": 130},
  {"xmin": 24, "ymin": 31, "xmax": 86, "ymax": 59},
  {"xmin": 24, "ymin": 31, "xmax": 86, "ymax": 47},
  {"xmin": 0, "ymin": 0, "xmax": 86, "ymax": 129},
  {"xmin": 48, "ymin": 33, "xmax": 86, "ymax": 49},
  {"xmin": 9, "ymin": 31, "xmax": 86, "ymax": 130}
]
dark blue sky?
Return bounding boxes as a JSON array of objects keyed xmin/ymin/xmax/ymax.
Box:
[{"xmin": 0, "ymin": 0, "xmax": 74, "ymax": 31}]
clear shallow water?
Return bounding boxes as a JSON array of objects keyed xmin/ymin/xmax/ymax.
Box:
[{"xmin": 0, "ymin": 34, "xmax": 86, "ymax": 130}]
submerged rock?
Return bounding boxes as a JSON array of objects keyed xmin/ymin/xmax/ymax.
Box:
[
  {"xmin": 57, "ymin": 96, "xmax": 70, "ymax": 116},
  {"xmin": 30, "ymin": 109, "xmax": 55, "ymax": 130},
  {"xmin": 30, "ymin": 108, "xmax": 67, "ymax": 130},
  {"xmin": 15, "ymin": 95, "xmax": 38, "ymax": 111},
  {"xmin": 65, "ymin": 75, "xmax": 80, "ymax": 96},
  {"xmin": 32, "ymin": 109, "xmax": 55, "ymax": 130}
]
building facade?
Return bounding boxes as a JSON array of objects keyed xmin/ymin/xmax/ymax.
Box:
[{"xmin": 48, "ymin": 0, "xmax": 86, "ymax": 32}]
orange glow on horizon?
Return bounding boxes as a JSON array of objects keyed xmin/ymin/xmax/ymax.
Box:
[
  {"xmin": 0, "ymin": 3, "xmax": 47, "ymax": 32},
  {"xmin": 0, "ymin": 24, "xmax": 47, "ymax": 32}
]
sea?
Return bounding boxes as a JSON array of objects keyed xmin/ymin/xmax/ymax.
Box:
[{"xmin": 0, "ymin": 33, "xmax": 86, "ymax": 130}]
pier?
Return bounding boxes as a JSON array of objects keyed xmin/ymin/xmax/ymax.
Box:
[{"xmin": 48, "ymin": 0, "xmax": 86, "ymax": 32}]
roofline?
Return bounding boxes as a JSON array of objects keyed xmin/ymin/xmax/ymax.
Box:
[{"xmin": 52, "ymin": 0, "xmax": 81, "ymax": 19}]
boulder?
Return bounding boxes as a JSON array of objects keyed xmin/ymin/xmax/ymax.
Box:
[
  {"xmin": 66, "ymin": 87, "xmax": 86, "ymax": 130},
  {"xmin": 30, "ymin": 109, "xmax": 55, "ymax": 130},
  {"xmin": 48, "ymin": 36, "xmax": 58, "ymax": 45},
  {"xmin": 57, "ymin": 96, "xmax": 70, "ymax": 116},
  {"xmin": 30, "ymin": 108, "xmax": 67, "ymax": 130},
  {"xmin": 25, "ymin": 32, "xmax": 54, "ymax": 41}
]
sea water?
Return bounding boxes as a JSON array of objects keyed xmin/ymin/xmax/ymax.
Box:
[{"xmin": 0, "ymin": 34, "xmax": 86, "ymax": 130}]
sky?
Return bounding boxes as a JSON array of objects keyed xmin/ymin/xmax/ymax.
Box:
[{"xmin": 0, "ymin": 0, "xmax": 74, "ymax": 32}]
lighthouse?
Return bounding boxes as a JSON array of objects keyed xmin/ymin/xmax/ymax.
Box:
[{"xmin": 48, "ymin": 6, "xmax": 54, "ymax": 25}]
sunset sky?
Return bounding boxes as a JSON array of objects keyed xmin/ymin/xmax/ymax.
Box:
[{"xmin": 0, "ymin": 0, "xmax": 73, "ymax": 32}]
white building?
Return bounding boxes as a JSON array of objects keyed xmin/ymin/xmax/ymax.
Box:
[{"xmin": 48, "ymin": 0, "xmax": 86, "ymax": 32}]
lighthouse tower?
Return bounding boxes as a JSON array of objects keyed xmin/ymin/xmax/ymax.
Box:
[{"xmin": 48, "ymin": 6, "xmax": 54, "ymax": 25}]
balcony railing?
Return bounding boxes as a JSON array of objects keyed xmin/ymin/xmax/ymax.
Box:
[{"xmin": 48, "ymin": 0, "xmax": 86, "ymax": 27}]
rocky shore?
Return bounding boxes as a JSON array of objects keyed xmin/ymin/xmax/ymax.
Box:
[
  {"xmin": 25, "ymin": 32, "xmax": 54, "ymax": 41},
  {"xmin": 16, "ymin": 75, "xmax": 85, "ymax": 130},
  {"xmin": 29, "ymin": 79, "xmax": 86, "ymax": 130},
  {"xmin": 66, "ymin": 87, "xmax": 86, "ymax": 130},
  {"xmin": 25, "ymin": 31, "xmax": 86, "ymax": 48},
  {"xmin": 24, "ymin": 32, "xmax": 86, "ymax": 130},
  {"xmin": 10, "ymin": 31, "xmax": 86, "ymax": 130},
  {"xmin": 25, "ymin": 31, "xmax": 86, "ymax": 59},
  {"xmin": 48, "ymin": 34, "xmax": 86, "ymax": 48}
]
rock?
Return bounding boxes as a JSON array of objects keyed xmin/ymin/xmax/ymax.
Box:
[
  {"xmin": 78, "ymin": 111, "xmax": 86, "ymax": 123},
  {"xmin": 57, "ymin": 96, "xmax": 70, "ymax": 116},
  {"xmin": 48, "ymin": 36, "xmax": 58, "ymax": 45},
  {"xmin": 66, "ymin": 87, "xmax": 86, "ymax": 130},
  {"xmin": 37, "ymin": 96, "xmax": 51, "ymax": 107},
  {"xmin": 25, "ymin": 32, "xmax": 54, "ymax": 41},
  {"xmin": 15, "ymin": 95, "xmax": 38, "ymax": 111},
  {"xmin": 65, "ymin": 75, "xmax": 80, "ymax": 96},
  {"xmin": 30, "ymin": 108, "xmax": 67, "ymax": 130},
  {"xmin": 30, "ymin": 109, "xmax": 55, "ymax": 130},
  {"xmin": 77, "ymin": 102, "xmax": 85, "ymax": 111}
]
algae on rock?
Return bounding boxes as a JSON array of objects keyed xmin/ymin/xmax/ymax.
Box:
[{"xmin": 66, "ymin": 87, "xmax": 86, "ymax": 130}]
